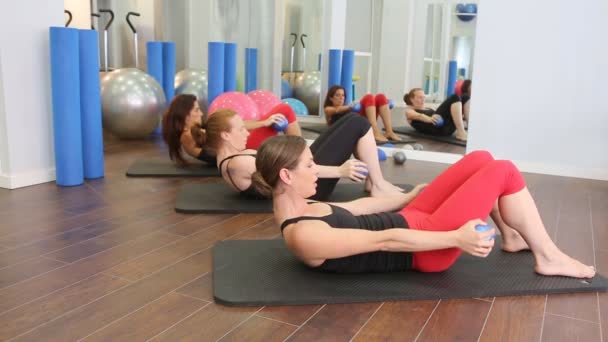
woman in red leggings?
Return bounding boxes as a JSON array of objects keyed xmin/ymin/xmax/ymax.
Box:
[
  {"xmin": 323, "ymin": 85, "xmax": 401, "ymax": 143},
  {"xmin": 250, "ymin": 136, "xmax": 595, "ymax": 278}
]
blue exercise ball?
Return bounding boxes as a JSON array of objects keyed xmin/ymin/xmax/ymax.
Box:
[
  {"xmin": 282, "ymin": 98, "xmax": 309, "ymax": 115},
  {"xmin": 281, "ymin": 79, "xmax": 293, "ymax": 99},
  {"xmin": 456, "ymin": 3, "xmax": 477, "ymax": 22}
]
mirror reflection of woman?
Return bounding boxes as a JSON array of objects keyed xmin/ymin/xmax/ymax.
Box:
[
  {"xmin": 324, "ymin": 85, "xmax": 401, "ymax": 143},
  {"xmin": 404, "ymin": 85, "xmax": 470, "ymax": 142}
]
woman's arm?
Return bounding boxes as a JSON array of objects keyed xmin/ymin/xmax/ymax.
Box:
[
  {"xmin": 405, "ymin": 108, "xmax": 434, "ymax": 123},
  {"xmin": 331, "ymin": 184, "xmax": 427, "ymax": 215},
  {"xmin": 317, "ymin": 159, "xmax": 368, "ymax": 182},
  {"xmin": 287, "ymin": 218, "xmax": 494, "ymax": 264},
  {"xmin": 324, "ymin": 104, "xmax": 352, "ymax": 120},
  {"xmin": 244, "ymin": 114, "xmax": 286, "ymax": 130},
  {"xmin": 180, "ymin": 132, "xmax": 202, "ymax": 158}
]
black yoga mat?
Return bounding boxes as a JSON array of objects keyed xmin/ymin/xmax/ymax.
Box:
[
  {"xmin": 391, "ymin": 126, "xmax": 467, "ymax": 147},
  {"xmin": 213, "ymin": 239, "xmax": 607, "ymax": 306},
  {"xmin": 175, "ymin": 182, "xmax": 413, "ymax": 214},
  {"xmin": 126, "ymin": 158, "xmax": 220, "ymax": 177},
  {"xmin": 301, "ymin": 123, "xmax": 416, "ymax": 145}
]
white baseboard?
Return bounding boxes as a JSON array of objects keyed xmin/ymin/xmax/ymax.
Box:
[
  {"xmin": 0, "ymin": 168, "xmax": 56, "ymax": 189},
  {"xmin": 511, "ymin": 160, "xmax": 608, "ymax": 182}
]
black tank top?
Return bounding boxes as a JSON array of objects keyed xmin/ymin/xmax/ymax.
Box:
[
  {"xmin": 218, "ymin": 154, "xmax": 267, "ymax": 199},
  {"xmin": 414, "ymin": 108, "xmax": 436, "ymax": 116},
  {"xmin": 280, "ymin": 204, "xmax": 413, "ymax": 273}
]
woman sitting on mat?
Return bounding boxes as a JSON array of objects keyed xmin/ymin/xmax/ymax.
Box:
[
  {"xmin": 404, "ymin": 88, "xmax": 468, "ymax": 141},
  {"xmin": 162, "ymin": 94, "xmax": 301, "ymax": 166},
  {"xmin": 251, "ymin": 136, "xmax": 595, "ymax": 278},
  {"xmin": 324, "ymin": 85, "xmax": 401, "ymax": 143},
  {"xmin": 195, "ymin": 106, "xmax": 403, "ymax": 200}
]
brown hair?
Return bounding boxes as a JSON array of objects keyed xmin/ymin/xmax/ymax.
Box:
[
  {"xmin": 323, "ymin": 85, "xmax": 346, "ymax": 108},
  {"xmin": 162, "ymin": 94, "xmax": 197, "ymax": 165},
  {"xmin": 460, "ymin": 79, "xmax": 472, "ymax": 95},
  {"xmin": 250, "ymin": 135, "xmax": 308, "ymax": 198},
  {"xmin": 194, "ymin": 109, "xmax": 238, "ymax": 151},
  {"xmin": 403, "ymin": 88, "xmax": 424, "ymax": 106}
]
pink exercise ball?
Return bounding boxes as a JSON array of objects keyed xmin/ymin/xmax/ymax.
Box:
[
  {"xmin": 208, "ymin": 91, "xmax": 260, "ymax": 120},
  {"xmin": 247, "ymin": 90, "xmax": 281, "ymax": 116}
]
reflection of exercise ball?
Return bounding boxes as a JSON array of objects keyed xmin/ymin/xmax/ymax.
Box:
[
  {"xmin": 456, "ymin": 3, "xmax": 477, "ymax": 22},
  {"xmin": 101, "ymin": 68, "xmax": 166, "ymax": 139},
  {"xmin": 175, "ymin": 69, "xmax": 208, "ymax": 114},
  {"xmin": 282, "ymin": 98, "xmax": 309, "ymax": 115},
  {"xmin": 294, "ymin": 71, "xmax": 321, "ymax": 115},
  {"xmin": 281, "ymin": 79, "xmax": 293, "ymax": 99}
]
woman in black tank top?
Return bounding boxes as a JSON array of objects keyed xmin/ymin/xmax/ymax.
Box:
[{"xmin": 249, "ymin": 135, "xmax": 595, "ymax": 279}]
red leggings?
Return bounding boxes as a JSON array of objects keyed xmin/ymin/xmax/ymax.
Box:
[
  {"xmin": 246, "ymin": 103, "xmax": 297, "ymax": 149},
  {"xmin": 358, "ymin": 93, "xmax": 389, "ymax": 117},
  {"xmin": 399, "ymin": 150, "xmax": 526, "ymax": 272}
]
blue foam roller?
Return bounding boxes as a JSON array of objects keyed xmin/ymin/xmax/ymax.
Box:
[
  {"xmin": 340, "ymin": 49, "xmax": 355, "ymax": 104},
  {"xmin": 447, "ymin": 60, "xmax": 458, "ymax": 97},
  {"xmin": 224, "ymin": 42, "xmax": 237, "ymax": 92},
  {"xmin": 208, "ymin": 42, "xmax": 225, "ymax": 107},
  {"xmin": 245, "ymin": 48, "xmax": 258, "ymax": 93},
  {"xmin": 146, "ymin": 41, "xmax": 163, "ymax": 87},
  {"xmin": 162, "ymin": 41, "xmax": 176, "ymax": 102},
  {"xmin": 49, "ymin": 27, "xmax": 84, "ymax": 186},
  {"xmin": 328, "ymin": 49, "xmax": 342, "ymax": 88},
  {"xmin": 78, "ymin": 29, "xmax": 104, "ymax": 179}
]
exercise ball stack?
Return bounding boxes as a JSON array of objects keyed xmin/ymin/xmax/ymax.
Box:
[
  {"xmin": 294, "ymin": 71, "xmax": 321, "ymax": 115},
  {"xmin": 101, "ymin": 68, "xmax": 166, "ymax": 139},
  {"xmin": 175, "ymin": 69, "xmax": 209, "ymax": 114}
]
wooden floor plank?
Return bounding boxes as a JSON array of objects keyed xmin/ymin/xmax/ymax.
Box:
[
  {"xmin": 82, "ymin": 292, "xmax": 208, "ymax": 342},
  {"xmin": 416, "ymin": 299, "xmax": 492, "ymax": 342},
  {"xmin": 599, "ymin": 292, "xmax": 607, "ymax": 341},
  {"xmin": 541, "ymin": 313, "xmax": 601, "ymax": 342},
  {"xmin": 219, "ymin": 315, "xmax": 297, "ymax": 342},
  {"xmin": 12, "ymin": 249, "xmax": 213, "ymax": 341},
  {"xmin": 166, "ymin": 213, "xmax": 234, "ymax": 236},
  {"xmin": 353, "ymin": 301, "xmax": 438, "ymax": 341},
  {"xmin": 0, "ymin": 256, "xmax": 66, "ymax": 289},
  {"xmin": 257, "ymin": 305, "xmax": 324, "ymax": 327},
  {"xmin": 149, "ymin": 304, "xmax": 260, "ymax": 342},
  {"xmin": 286, "ymin": 303, "xmax": 381, "ymax": 342},
  {"xmin": 0, "ymin": 231, "xmax": 179, "ymax": 314},
  {"xmin": 0, "ymin": 273, "xmax": 130, "ymax": 340},
  {"xmin": 104, "ymin": 214, "xmax": 270, "ymax": 281},
  {"xmin": 545, "ymin": 293, "xmax": 600, "ymax": 323},
  {"xmin": 480, "ymin": 296, "xmax": 545, "ymax": 342}
]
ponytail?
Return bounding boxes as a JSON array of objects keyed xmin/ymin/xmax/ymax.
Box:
[{"xmin": 250, "ymin": 171, "xmax": 273, "ymax": 199}]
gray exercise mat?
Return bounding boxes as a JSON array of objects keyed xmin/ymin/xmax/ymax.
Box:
[
  {"xmin": 392, "ymin": 126, "xmax": 467, "ymax": 147},
  {"xmin": 126, "ymin": 158, "xmax": 220, "ymax": 177},
  {"xmin": 175, "ymin": 182, "xmax": 413, "ymax": 214},
  {"xmin": 213, "ymin": 239, "xmax": 607, "ymax": 306},
  {"xmin": 301, "ymin": 123, "xmax": 416, "ymax": 145}
]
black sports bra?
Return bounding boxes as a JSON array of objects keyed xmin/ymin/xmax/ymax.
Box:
[{"xmin": 218, "ymin": 154, "xmax": 267, "ymax": 199}]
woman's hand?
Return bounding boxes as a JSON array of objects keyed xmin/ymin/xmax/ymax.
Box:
[
  {"xmin": 263, "ymin": 114, "xmax": 287, "ymax": 127},
  {"xmin": 339, "ymin": 159, "xmax": 368, "ymax": 182},
  {"xmin": 456, "ymin": 219, "xmax": 495, "ymax": 257},
  {"xmin": 430, "ymin": 114, "xmax": 442, "ymax": 124},
  {"xmin": 408, "ymin": 183, "xmax": 428, "ymax": 198}
]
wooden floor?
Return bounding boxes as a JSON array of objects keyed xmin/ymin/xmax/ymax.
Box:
[{"xmin": 0, "ymin": 136, "xmax": 605, "ymax": 342}]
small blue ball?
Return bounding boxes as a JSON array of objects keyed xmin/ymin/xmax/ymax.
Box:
[
  {"xmin": 272, "ymin": 118, "xmax": 288, "ymax": 132},
  {"xmin": 475, "ymin": 224, "xmax": 495, "ymax": 241},
  {"xmin": 435, "ymin": 116, "xmax": 444, "ymax": 127},
  {"xmin": 388, "ymin": 99, "xmax": 394, "ymax": 109},
  {"xmin": 352, "ymin": 103, "xmax": 362, "ymax": 112},
  {"xmin": 377, "ymin": 148, "xmax": 387, "ymax": 161}
]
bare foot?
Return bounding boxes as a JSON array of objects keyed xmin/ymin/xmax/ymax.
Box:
[
  {"xmin": 501, "ymin": 231, "xmax": 530, "ymax": 252},
  {"xmin": 370, "ymin": 180, "xmax": 404, "ymax": 197},
  {"xmin": 385, "ymin": 132, "xmax": 402, "ymax": 141},
  {"xmin": 534, "ymin": 252, "xmax": 596, "ymax": 278},
  {"xmin": 455, "ymin": 131, "xmax": 468, "ymax": 141},
  {"xmin": 374, "ymin": 133, "xmax": 388, "ymax": 142}
]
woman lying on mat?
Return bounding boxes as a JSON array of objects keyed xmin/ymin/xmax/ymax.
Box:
[
  {"xmin": 195, "ymin": 106, "xmax": 403, "ymax": 200},
  {"xmin": 251, "ymin": 136, "xmax": 595, "ymax": 278},
  {"xmin": 403, "ymin": 87, "xmax": 469, "ymax": 142},
  {"xmin": 162, "ymin": 94, "xmax": 302, "ymax": 166},
  {"xmin": 324, "ymin": 85, "xmax": 401, "ymax": 143}
]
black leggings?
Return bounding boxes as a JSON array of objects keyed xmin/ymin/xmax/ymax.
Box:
[
  {"xmin": 411, "ymin": 94, "xmax": 461, "ymax": 136},
  {"xmin": 310, "ymin": 113, "xmax": 371, "ymax": 200}
]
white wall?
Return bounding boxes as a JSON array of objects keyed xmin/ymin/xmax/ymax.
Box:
[
  {"xmin": 64, "ymin": 0, "xmax": 91, "ymax": 29},
  {"xmin": 469, "ymin": 0, "xmax": 608, "ymax": 180},
  {"xmin": 0, "ymin": 0, "xmax": 63, "ymax": 189}
]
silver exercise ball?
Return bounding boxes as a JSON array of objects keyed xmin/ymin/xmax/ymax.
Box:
[
  {"xmin": 174, "ymin": 69, "xmax": 208, "ymax": 114},
  {"xmin": 294, "ymin": 71, "xmax": 321, "ymax": 115},
  {"xmin": 101, "ymin": 68, "xmax": 166, "ymax": 139}
]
